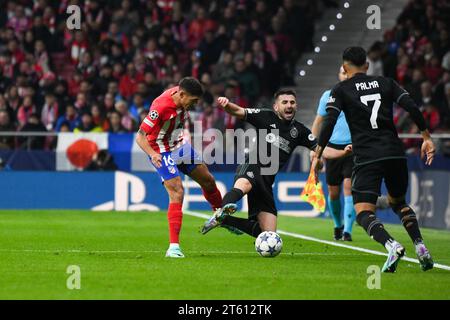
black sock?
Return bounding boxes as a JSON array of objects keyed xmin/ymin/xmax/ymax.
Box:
[
  {"xmin": 222, "ymin": 216, "xmax": 262, "ymax": 238},
  {"xmin": 356, "ymin": 210, "xmax": 394, "ymax": 247},
  {"xmin": 222, "ymin": 188, "xmax": 244, "ymax": 207},
  {"xmin": 394, "ymin": 205, "xmax": 423, "ymax": 244}
]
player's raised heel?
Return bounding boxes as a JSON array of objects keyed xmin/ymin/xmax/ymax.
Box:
[
  {"xmin": 382, "ymin": 242, "xmax": 405, "ymax": 273},
  {"xmin": 416, "ymin": 243, "xmax": 434, "ymax": 271},
  {"xmin": 165, "ymin": 247, "xmax": 185, "ymax": 258}
]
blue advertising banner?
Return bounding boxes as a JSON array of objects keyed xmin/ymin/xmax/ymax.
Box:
[
  {"xmin": 4, "ymin": 170, "xmax": 450, "ymax": 229},
  {"xmin": 0, "ymin": 171, "xmax": 403, "ymax": 224}
]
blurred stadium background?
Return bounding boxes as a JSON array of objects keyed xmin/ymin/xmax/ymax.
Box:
[
  {"xmin": 1, "ymin": 0, "xmax": 450, "ymax": 301},
  {"xmin": 0, "ymin": 0, "xmax": 449, "ymax": 231}
]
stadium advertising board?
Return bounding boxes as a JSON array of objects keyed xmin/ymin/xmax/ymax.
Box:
[{"xmin": 1, "ymin": 171, "xmax": 448, "ymax": 229}]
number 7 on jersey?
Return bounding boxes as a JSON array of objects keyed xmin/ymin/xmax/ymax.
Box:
[{"xmin": 360, "ymin": 93, "xmax": 382, "ymax": 129}]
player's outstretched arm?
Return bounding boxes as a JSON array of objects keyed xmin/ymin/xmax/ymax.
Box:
[
  {"xmin": 311, "ymin": 115, "xmax": 324, "ymax": 138},
  {"xmin": 394, "ymin": 82, "xmax": 435, "ymax": 165},
  {"xmin": 217, "ymin": 97, "xmax": 246, "ymax": 119},
  {"xmin": 322, "ymin": 144, "xmax": 352, "ymax": 159},
  {"xmin": 135, "ymin": 129, "xmax": 162, "ymax": 168}
]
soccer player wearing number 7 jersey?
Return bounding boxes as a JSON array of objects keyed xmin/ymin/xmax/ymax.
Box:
[
  {"xmin": 136, "ymin": 77, "xmax": 223, "ymax": 258},
  {"xmin": 312, "ymin": 47, "xmax": 435, "ymax": 272}
]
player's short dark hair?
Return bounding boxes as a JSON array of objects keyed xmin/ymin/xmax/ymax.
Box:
[
  {"xmin": 274, "ymin": 89, "xmax": 297, "ymax": 100},
  {"xmin": 342, "ymin": 46, "xmax": 367, "ymax": 67},
  {"xmin": 179, "ymin": 77, "xmax": 204, "ymax": 97}
]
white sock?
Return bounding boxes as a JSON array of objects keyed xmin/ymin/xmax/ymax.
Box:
[{"xmin": 169, "ymin": 243, "xmax": 180, "ymax": 250}]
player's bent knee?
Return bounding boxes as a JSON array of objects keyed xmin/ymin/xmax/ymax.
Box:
[
  {"xmin": 258, "ymin": 212, "xmax": 277, "ymax": 232},
  {"xmin": 235, "ymin": 178, "xmax": 252, "ymax": 193}
]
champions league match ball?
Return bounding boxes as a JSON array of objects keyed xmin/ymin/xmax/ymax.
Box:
[{"xmin": 255, "ymin": 231, "xmax": 283, "ymax": 257}]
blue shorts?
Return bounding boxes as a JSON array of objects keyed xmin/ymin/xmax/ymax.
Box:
[{"xmin": 151, "ymin": 143, "xmax": 202, "ymax": 182}]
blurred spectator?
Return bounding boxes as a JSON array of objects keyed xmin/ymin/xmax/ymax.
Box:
[
  {"xmin": 419, "ymin": 81, "xmax": 438, "ymax": 109},
  {"xmin": 422, "ymin": 104, "xmax": 441, "ymax": 131},
  {"xmin": 0, "ymin": 110, "xmax": 15, "ymax": 149},
  {"xmin": 119, "ymin": 62, "xmax": 144, "ymax": 100},
  {"xmin": 59, "ymin": 122, "xmax": 71, "ymax": 132},
  {"xmin": 7, "ymin": 4, "xmax": 31, "ymax": 35},
  {"xmin": 73, "ymin": 92, "xmax": 89, "ymax": 113},
  {"xmin": 55, "ymin": 105, "xmax": 78, "ymax": 132},
  {"xmin": 41, "ymin": 92, "xmax": 59, "ymax": 131},
  {"xmin": 91, "ymin": 104, "xmax": 109, "ymax": 131},
  {"xmin": 367, "ymin": 42, "xmax": 384, "ymax": 76},
  {"xmin": 70, "ymin": 31, "xmax": 88, "ymax": 65},
  {"xmin": 212, "ymin": 51, "xmax": 235, "ymax": 85},
  {"xmin": 108, "ymin": 110, "xmax": 127, "ymax": 133},
  {"xmin": 114, "ymin": 100, "xmax": 135, "ymax": 131},
  {"xmin": 17, "ymin": 96, "xmax": 36, "ymax": 128},
  {"xmin": 94, "ymin": 64, "xmax": 115, "ymax": 96},
  {"xmin": 231, "ymin": 59, "xmax": 260, "ymax": 102},
  {"xmin": 74, "ymin": 112, "xmax": 102, "ymax": 133},
  {"xmin": 129, "ymin": 93, "xmax": 148, "ymax": 122},
  {"xmin": 18, "ymin": 113, "xmax": 47, "ymax": 149}
]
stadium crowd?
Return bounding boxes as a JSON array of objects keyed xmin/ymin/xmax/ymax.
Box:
[
  {"xmin": 1, "ymin": 0, "xmax": 449, "ymax": 156},
  {"xmin": 0, "ymin": 0, "xmax": 325, "ymax": 150},
  {"xmin": 366, "ymin": 0, "xmax": 450, "ymax": 154}
]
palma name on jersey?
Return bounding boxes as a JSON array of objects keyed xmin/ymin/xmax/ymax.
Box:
[{"xmin": 355, "ymin": 80, "xmax": 379, "ymax": 91}]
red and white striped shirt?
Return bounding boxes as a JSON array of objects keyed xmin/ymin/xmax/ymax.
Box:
[{"xmin": 140, "ymin": 86, "xmax": 188, "ymax": 153}]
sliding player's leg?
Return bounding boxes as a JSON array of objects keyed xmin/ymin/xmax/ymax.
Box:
[
  {"xmin": 220, "ymin": 177, "xmax": 277, "ymax": 238},
  {"xmin": 385, "ymin": 159, "xmax": 433, "ymax": 271},
  {"xmin": 201, "ymin": 177, "xmax": 252, "ymax": 235},
  {"xmin": 353, "ymin": 161, "xmax": 404, "ymax": 272},
  {"xmin": 257, "ymin": 212, "xmax": 277, "ymax": 232}
]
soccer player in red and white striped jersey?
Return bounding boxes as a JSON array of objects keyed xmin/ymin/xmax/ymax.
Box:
[{"xmin": 136, "ymin": 77, "xmax": 223, "ymax": 258}]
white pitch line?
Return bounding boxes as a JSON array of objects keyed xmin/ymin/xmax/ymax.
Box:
[{"xmin": 185, "ymin": 210, "xmax": 450, "ymax": 271}]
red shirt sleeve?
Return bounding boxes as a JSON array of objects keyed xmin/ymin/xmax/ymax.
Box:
[{"xmin": 139, "ymin": 104, "xmax": 164, "ymax": 134}]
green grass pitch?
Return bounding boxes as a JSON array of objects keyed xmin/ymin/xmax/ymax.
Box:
[{"xmin": 0, "ymin": 210, "xmax": 449, "ymax": 300}]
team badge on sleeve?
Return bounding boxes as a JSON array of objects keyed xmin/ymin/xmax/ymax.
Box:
[
  {"xmin": 149, "ymin": 110, "xmax": 159, "ymax": 120},
  {"xmin": 290, "ymin": 127, "xmax": 298, "ymax": 138}
]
